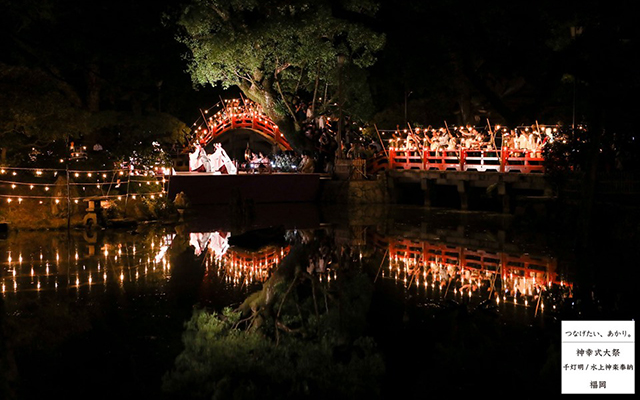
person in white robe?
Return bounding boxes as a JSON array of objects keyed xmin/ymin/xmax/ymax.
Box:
[
  {"xmin": 208, "ymin": 143, "xmax": 237, "ymax": 174},
  {"xmin": 209, "ymin": 231, "xmax": 230, "ymax": 259},
  {"xmin": 190, "ymin": 232, "xmax": 211, "ymax": 256},
  {"xmin": 516, "ymin": 132, "xmax": 529, "ymax": 150},
  {"xmin": 189, "ymin": 142, "xmax": 211, "ymax": 172}
]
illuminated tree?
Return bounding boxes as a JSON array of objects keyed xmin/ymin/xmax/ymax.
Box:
[{"xmin": 174, "ymin": 0, "xmax": 385, "ymax": 151}]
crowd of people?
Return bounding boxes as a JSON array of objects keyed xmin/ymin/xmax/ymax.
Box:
[{"xmin": 389, "ymin": 125, "xmax": 557, "ymax": 156}]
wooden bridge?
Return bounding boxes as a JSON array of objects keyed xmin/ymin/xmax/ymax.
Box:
[
  {"xmin": 386, "ymin": 147, "xmax": 545, "ymax": 174},
  {"xmin": 361, "ymin": 147, "xmax": 552, "ymax": 212}
]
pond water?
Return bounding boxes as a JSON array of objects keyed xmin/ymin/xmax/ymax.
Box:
[{"xmin": 0, "ymin": 204, "xmax": 630, "ymax": 399}]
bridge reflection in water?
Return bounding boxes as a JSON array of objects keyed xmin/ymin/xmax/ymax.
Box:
[
  {"xmin": 193, "ymin": 230, "xmax": 290, "ymax": 289},
  {"xmin": 377, "ymin": 236, "xmax": 571, "ymax": 317},
  {"xmin": 184, "ymin": 228, "xmax": 571, "ymax": 320},
  {"xmin": 1, "ymin": 226, "xmax": 571, "ymax": 321}
]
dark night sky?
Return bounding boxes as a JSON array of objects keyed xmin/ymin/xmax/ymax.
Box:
[{"xmin": 1, "ymin": 0, "xmax": 638, "ymax": 132}]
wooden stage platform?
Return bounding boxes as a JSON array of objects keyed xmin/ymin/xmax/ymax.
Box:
[{"xmin": 167, "ymin": 172, "xmax": 322, "ymax": 205}]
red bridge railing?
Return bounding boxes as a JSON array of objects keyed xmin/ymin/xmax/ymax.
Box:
[
  {"xmin": 386, "ymin": 148, "xmax": 545, "ymax": 174},
  {"xmin": 202, "ymin": 114, "xmax": 292, "ymax": 151},
  {"xmin": 386, "ymin": 237, "xmax": 566, "ymax": 292},
  {"xmin": 193, "ymin": 99, "xmax": 293, "ymax": 151}
]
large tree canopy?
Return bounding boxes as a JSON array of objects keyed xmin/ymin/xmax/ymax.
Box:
[{"xmin": 175, "ymin": 0, "xmax": 385, "ymax": 151}]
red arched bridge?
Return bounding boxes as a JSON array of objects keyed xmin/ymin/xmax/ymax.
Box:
[{"xmin": 192, "ymin": 98, "xmax": 292, "ymax": 151}]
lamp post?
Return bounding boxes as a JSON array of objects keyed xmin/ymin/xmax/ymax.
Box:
[
  {"xmin": 336, "ymin": 53, "xmax": 346, "ymax": 159},
  {"xmin": 404, "ymin": 89, "xmax": 412, "ymax": 126}
]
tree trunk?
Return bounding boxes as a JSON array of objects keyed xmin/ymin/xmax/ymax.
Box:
[
  {"xmin": 238, "ymin": 80, "xmax": 314, "ymax": 153},
  {"xmin": 311, "ymin": 65, "xmax": 320, "ymax": 118}
]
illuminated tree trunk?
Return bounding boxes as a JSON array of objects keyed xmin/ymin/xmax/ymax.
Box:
[{"xmin": 239, "ymin": 78, "xmax": 314, "ymax": 153}]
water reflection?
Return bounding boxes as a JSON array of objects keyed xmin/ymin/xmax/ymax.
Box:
[
  {"xmin": 1, "ymin": 210, "xmax": 584, "ymax": 399},
  {"xmin": 177, "ymin": 224, "xmax": 572, "ymax": 322},
  {"xmin": 1, "ymin": 229, "xmax": 176, "ymax": 300},
  {"xmin": 378, "ymin": 235, "xmax": 572, "ymax": 318},
  {"xmin": 1, "ymin": 221, "xmax": 573, "ymax": 323},
  {"xmin": 192, "ymin": 230, "xmax": 290, "ymax": 288}
]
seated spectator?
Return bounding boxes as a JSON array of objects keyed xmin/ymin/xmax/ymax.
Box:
[{"xmin": 299, "ymin": 152, "xmax": 315, "ymax": 173}]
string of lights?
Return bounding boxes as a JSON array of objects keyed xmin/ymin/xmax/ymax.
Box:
[{"xmin": 0, "ymin": 165, "xmax": 167, "ymax": 206}]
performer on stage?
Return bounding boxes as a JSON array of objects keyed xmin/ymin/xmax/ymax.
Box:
[
  {"xmin": 189, "ymin": 140, "xmax": 211, "ymax": 172},
  {"xmin": 244, "ymin": 143, "xmax": 252, "ymax": 163},
  {"xmin": 189, "ymin": 141, "xmax": 237, "ymax": 174},
  {"xmin": 209, "ymin": 143, "xmax": 238, "ymax": 174}
]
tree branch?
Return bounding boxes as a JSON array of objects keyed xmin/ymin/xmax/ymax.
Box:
[
  {"xmin": 209, "ymin": 4, "xmax": 230, "ymax": 22},
  {"xmin": 275, "ymin": 78, "xmax": 298, "ymax": 124},
  {"xmin": 273, "ymin": 56, "xmax": 298, "ymax": 123},
  {"xmin": 294, "ymin": 63, "xmax": 306, "ymax": 94},
  {"xmin": 277, "ymin": 275, "xmax": 298, "ymax": 319},
  {"xmin": 275, "ymin": 62, "xmax": 291, "ymax": 76}
]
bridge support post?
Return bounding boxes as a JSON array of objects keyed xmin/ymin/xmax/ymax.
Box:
[
  {"xmin": 498, "ymin": 182, "xmax": 511, "ymax": 213},
  {"xmin": 457, "ymin": 181, "xmax": 469, "ymax": 210},
  {"xmin": 386, "ymin": 172, "xmax": 399, "ymax": 203},
  {"xmin": 421, "ymin": 178, "xmax": 433, "ymax": 207}
]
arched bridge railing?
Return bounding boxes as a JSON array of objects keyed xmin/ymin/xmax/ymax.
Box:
[{"xmin": 192, "ymin": 99, "xmax": 292, "ymax": 151}]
